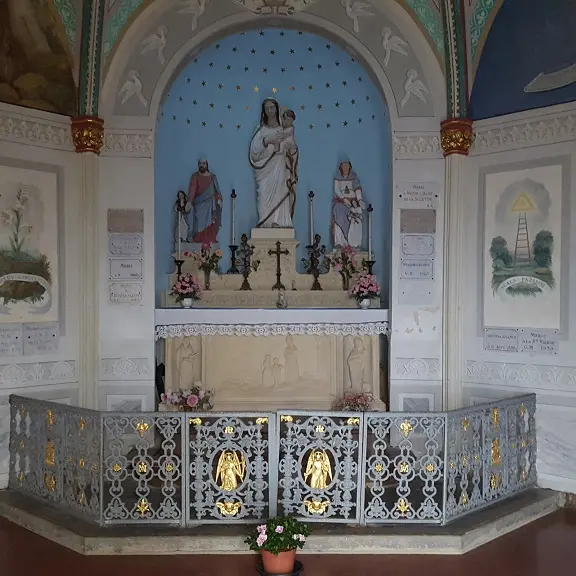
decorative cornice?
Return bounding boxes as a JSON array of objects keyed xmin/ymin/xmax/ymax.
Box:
[
  {"xmin": 440, "ymin": 117, "xmax": 474, "ymax": 156},
  {"xmin": 0, "ymin": 107, "xmax": 73, "ymax": 151},
  {"xmin": 100, "ymin": 357, "xmax": 150, "ymax": 381},
  {"xmin": 71, "ymin": 116, "xmax": 105, "ymax": 153},
  {"xmin": 392, "ymin": 357, "xmax": 441, "ymax": 380},
  {"xmin": 393, "ymin": 132, "xmax": 442, "ymax": 158},
  {"xmin": 471, "ymin": 110, "xmax": 576, "ymax": 154},
  {"xmin": 101, "ymin": 129, "xmax": 153, "ymax": 157},
  {"xmin": 466, "ymin": 360, "xmax": 576, "ymax": 391},
  {"xmin": 156, "ymin": 322, "xmax": 390, "ymax": 339},
  {"xmin": 0, "ymin": 361, "xmax": 76, "ymax": 389}
]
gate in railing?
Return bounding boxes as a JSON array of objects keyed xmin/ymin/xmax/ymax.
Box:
[{"xmin": 8, "ymin": 393, "xmax": 537, "ymax": 526}]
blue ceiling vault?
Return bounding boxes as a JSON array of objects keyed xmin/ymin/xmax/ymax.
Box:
[
  {"xmin": 155, "ymin": 28, "xmax": 391, "ymax": 304},
  {"xmin": 470, "ymin": 0, "xmax": 576, "ymax": 120}
]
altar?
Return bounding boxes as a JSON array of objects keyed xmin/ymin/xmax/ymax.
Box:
[{"xmin": 156, "ymin": 307, "xmax": 389, "ymax": 411}]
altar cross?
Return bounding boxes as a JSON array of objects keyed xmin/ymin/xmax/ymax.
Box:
[{"xmin": 268, "ymin": 241, "xmax": 289, "ymax": 291}]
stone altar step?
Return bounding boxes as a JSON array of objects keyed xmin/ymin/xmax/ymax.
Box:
[{"xmin": 0, "ymin": 489, "xmax": 558, "ymax": 556}]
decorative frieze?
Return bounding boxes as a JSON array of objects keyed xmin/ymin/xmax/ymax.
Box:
[{"xmin": 0, "ymin": 361, "xmax": 76, "ymax": 388}]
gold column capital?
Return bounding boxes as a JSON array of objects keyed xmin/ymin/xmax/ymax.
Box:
[
  {"xmin": 71, "ymin": 116, "xmax": 104, "ymax": 154},
  {"xmin": 440, "ymin": 118, "xmax": 473, "ymax": 157}
]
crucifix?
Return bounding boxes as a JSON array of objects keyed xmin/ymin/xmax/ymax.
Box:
[{"xmin": 268, "ymin": 241, "xmax": 289, "ymax": 291}]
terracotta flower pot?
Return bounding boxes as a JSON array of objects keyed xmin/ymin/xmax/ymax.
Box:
[{"xmin": 261, "ymin": 549, "xmax": 296, "ymax": 574}]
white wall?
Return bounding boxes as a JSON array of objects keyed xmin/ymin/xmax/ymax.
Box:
[
  {"xmin": 98, "ymin": 130, "xmax": 156, "ymax": 412},
  {"xmin": 0, "ymin": 103, "xmax": 82, "ymax": 488},
  {"xmin": 461, "ymin": 101, "xmax": 576, "ymax": 493}
]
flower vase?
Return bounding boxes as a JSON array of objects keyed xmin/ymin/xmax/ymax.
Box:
[
  {"xmin": 340, "ymin": 273, "xmax": 350, "ymax": 291},
  {"xmin": 261, "ymin": 549, "xmax": 297, "ymax": 575},
  {"xmin": 358, "ymin": 298, "xmax": 371, "ymax": 310},
  {"xmin": 203, "ymin": 268, "xmax": 211, "ymax": 290},
  {"xmin": 180, "ymin": 297, "xmax": 194, "ymax": 309}
]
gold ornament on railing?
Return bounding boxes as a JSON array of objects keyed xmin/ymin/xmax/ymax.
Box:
[
  {"xmin": 304, "ymin": 498, "xmax": 330, "ymax": 514},
  {"xmin": 216, "ymin": 501, "xmax": 242, "ymax": 516},
  {"xmin": 491, "ymin": 438, "xmax": 501, "ymax": 465},
  {"xmin": 304, "ymin": 449, "xmax": 332, "ymax": 490},
  {"xmin": 440, "ymin": 118, "xmax": 473, "ymax": 157},
  {"xmin": 71, "ymin": 116, "xmax": 104, "ymax": 154},
  {"xmin": 215, "ymin": 450, "xmax": 246, "ymax": 491}
]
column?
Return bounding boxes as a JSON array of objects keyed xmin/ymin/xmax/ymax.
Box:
[
  {"xmin": 72, "ymin": 117, "xmax": 104, "ymax": 408},
  {"xmin": 441, "ymin": 118, "xmax": 473, "ymax": 410}
]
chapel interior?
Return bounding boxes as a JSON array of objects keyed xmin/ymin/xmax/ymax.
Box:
[{"xmin": 0, "ymin": 0, "xmax": 575, "ymax": 574}]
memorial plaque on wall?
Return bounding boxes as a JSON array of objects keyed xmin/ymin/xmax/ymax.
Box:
[
  {"xmin": 400, "ymin": 209, "xmax": 436, "ymax": 234},
  {"xmin": 0, "ymin": 324, "xmax": 23, "ymax": 357},
  {"xmin": 519, "ymin": 328, "xmax": 559, "ymax": 355},
  {"xmin": 109, "ymin": 282, "xmax": 143, "ymax": 304},
  {"xmin": 107, "ymin": 209, "xmax": 144, "ymax": 234},
  {"xmin": 108, "ymin": 233, "xmax": 143, "ymax": 257},
  {"xmin": 484, "ymin": 327, "xmax": 519, "ymax": 352},
  {"xmin": 396, "ymin": 183, "xmax": 439, "ymax": 209},
  {"xmin": 398, "ymin": 280, "xmax": 435, "ymax": 305},
  {"xmin": 23, "ymin": 322, "xmax": 59, "ymax": 355},
  {"xmin": 401, "ymin": 234, "xmax": 435, "ymax": 257},
  {"xmin": 400, "ymin": 258, "xmax": 434, "ymax": 280},
  {"xmin": 109, "ymin": 258, "xmax": 143, "ymax": 280}
]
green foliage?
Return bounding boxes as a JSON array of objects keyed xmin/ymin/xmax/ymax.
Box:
[
  {"xmin": 532, "ymin": 230, "xmax": 554, "ymax": 268},
  {"xmin": 245, "ymin": 516, "xmax": 312, "ymax": 555},
  {"xmin": 489, "ymin": 236, "xmax": 513, "ymax": 267}
]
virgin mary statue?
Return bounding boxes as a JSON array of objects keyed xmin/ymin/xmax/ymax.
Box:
[{"xmin": 249, "ymin": 98, "xmax": 297, "ymax": 228}]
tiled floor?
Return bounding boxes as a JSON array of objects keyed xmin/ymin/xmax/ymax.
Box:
[{"xmin": 1, "ymin": 510, "xmax": 575, "ymax": 576}]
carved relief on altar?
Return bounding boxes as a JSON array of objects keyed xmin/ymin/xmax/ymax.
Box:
[
  {"xmin": 344, "ymin": 335, "xmax": 373, "ymax": 393},
  {"xmin": 204, "ymin": 334, "xmax": 337, "ymax": 405},
  {"xmin": 164, "ymin": 336, "xmax": 202, "ymax": 392}
]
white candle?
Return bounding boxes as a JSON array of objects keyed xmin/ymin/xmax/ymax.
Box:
[
  {"xmin": 231, "ymin": 189, "xmax": 237, "ymax": 245},
  {"xmin": 367, "ymin": 204, "xmax": 373, "ymax": 261},
  {"xmin": 309, "ymin": 191, "xmax": 314, "ymax": 245},
  {"xmin": 178, "ymin": 212, "xmax": 182, "ymax": 259}
]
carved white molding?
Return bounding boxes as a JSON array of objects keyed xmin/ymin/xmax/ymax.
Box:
[
  {"xmin": 232, "ymin": 0, "xmax": 321, "ymax": 15},
  {"xmin": 391, "ymin": 357, "xmax": 441, "ymax": 380},
  {"xmin": 472, "ymin": 109, "xmax": 576, "ymax": 155},
  {"xmin": 0, "ymin": 106, "xmax": 73, "ymax": 151},
  {"xmin": 156, "ymin": 322, "xmax": 390, "ymax": 339},
  {"xmin": 392, "ymin": 132, "xmax": 442, "ymax": 159},
  {"xmin": 0, "ymin": 361, "xmax": 76, "ymax": 389},
  {"xmin": 466, "ymin": 360, "xmax": 576, "ymax": 390},
  {"xmin": 100, "ymin": 357, "xmax": 150, "ymax": 381},
  {"xmin": 101, "ymin": 129, "xmax": 154, "ymax": 157}
]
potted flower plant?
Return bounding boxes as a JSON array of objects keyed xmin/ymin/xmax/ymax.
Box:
[
  {"xmin": 349, "ymin": 272, "xmax": 380, "ymax": 309},
  {"xmin": 171, "ymin": 273, "xmax": 202, "ymax": 308},
  {"xmin": 160, "ymin": 382, "xmax": 213, "ymax": 411},
  {"xmin": 333, "ymin": 392, "xmax": 374, "ymax": 412},
  {"xmin": 192, "ymin": 242, "xmax": 223, "ymax": 289},
  {"xmin": 245, "ymin": 516, "xmax": 312, "ymax": 575}
]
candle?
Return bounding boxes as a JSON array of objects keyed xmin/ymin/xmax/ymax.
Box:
[
  {"xmin": 308, "ymin": 190, "xmax": 315, "ymax": 245},
  {"xmin": 231, "ymin": 189, "xmax": 237, "ymax": 245},
  {"xmin": 367, "ymin": 204, "xmax": 373, "ymax": 261},
  {"xmin": 177, "ymin": 212, "xmax": 182, "ymax": 259}
]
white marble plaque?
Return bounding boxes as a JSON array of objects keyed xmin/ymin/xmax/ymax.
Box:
[
  {"xmin": 400, "ymin": 258, "xmax": 434, "ymax": 280},
  {"xmin": 484, "ymin": 327, "xmax": 519, "ymax": 352},
  {"xmin": 109, "ymin": 282, "xmax": 143, "ymax": 304},
  {"xmin": 397, "ymin": 280, "xmax": 435, "ymax": 305},
  {"xmin": 108, "ymin": 233, "xmax": 143, "ymax": 257},
  {"xmin": 397, "ymin": 183, "xmax": 439, "ymax": 209},
  {"xmin": 23, "ymin": 322, "xmax": 59, "ymax": 355},
  {"xmin": 0, "ymin": 324, "xmax": 23, "ymax": 356},
  {"xmin": 519, "ymin": 328, "xmax": 559, "ymax": 355},
  {"xmin": 109, "ymin": 259, "xmax": 143, "ymax": 280},
  {"xmin": 401, "ymin": 234, "xmax": 435, "ymax": 257}
]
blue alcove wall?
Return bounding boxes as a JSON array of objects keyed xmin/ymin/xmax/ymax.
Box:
[
  {"xmin": 155, "ymin": 28, "xmax": 391, "ymax": 304},
  {"xmin": 470, "ymin": 0, "xmax": 576, "ymax": 120}
]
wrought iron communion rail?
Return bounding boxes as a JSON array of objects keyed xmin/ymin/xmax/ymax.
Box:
[{"xmin": 8, "ymin": 394, "xmax": 537, "ymax": 527}]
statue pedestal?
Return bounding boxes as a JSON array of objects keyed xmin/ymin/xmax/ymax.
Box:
[{"xmin": 156, "ymin": 308, "xmax": 389, "ymax": 411}]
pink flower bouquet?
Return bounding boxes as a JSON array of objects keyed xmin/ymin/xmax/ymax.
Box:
[
  {"xmin": 333, "ymin": 392, "xmax": 374, "ymax": 412},
  {"xmin": 349, "ymin": 272, "xmax": 380, "ymax": 301},
  {"xmin": 170, "ymin": 273, "xmax": 202, "ymax": 302},
  {"xmin": 160, "ymin": 382, "xmax": 213, "ymax": 412}
]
